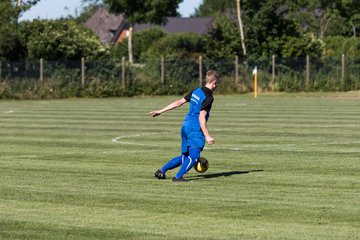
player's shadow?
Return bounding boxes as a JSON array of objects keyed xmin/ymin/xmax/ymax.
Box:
[{"xmin": 188, "ymin": 170, "xmax": 263, "ymax": 181}]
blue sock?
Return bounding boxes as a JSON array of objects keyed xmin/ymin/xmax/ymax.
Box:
[
  {"xmin": 161, "ymin": 154, "xmax": 185, "ymax": 173},
  {"xmin": 175, "ymin": 148, "xmax": 201, "ymax": 179}
]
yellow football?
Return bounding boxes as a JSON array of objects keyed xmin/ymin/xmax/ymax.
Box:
[{"xmin": 194, "ymin": 157, "xmax": 209, "ymax": 173}]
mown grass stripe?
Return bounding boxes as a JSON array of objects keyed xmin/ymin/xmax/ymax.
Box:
[{"xmin": 0, "ymin": 93, "xmax": 359, "ymax": 240}]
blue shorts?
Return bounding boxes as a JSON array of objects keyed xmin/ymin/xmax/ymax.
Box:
[{"xmin": 181, "ymin": 125, "xmax": 205, "ymax": 153}]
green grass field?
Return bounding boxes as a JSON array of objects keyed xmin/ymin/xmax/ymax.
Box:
[{"xmin": 0, "ymin": 92, "xmax": 359, "ymax": 240}]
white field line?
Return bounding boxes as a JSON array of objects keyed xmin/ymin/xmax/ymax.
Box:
[
  {"xmin": 5, "ymin": 110, "xmax": 14, "ymax": 113},
  {"xmin": 111, "ymin": 132, "xmax": 245, "ymax": 150},
  {"xmin": 103, "ymin": 150, "xmax": 145, "ymax": 154},
  {"xmin": 112, "ymin": 132, "xmax": 360, "ymax": 152},
  {"xmin": 204, "ymin": 146, "xmax": 243, "ymax": 151},
  {"xmin": 112, "ymin": 133, "xmax": 164, "ymax": 147}
]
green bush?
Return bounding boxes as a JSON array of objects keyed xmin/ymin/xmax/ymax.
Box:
[
  {"xmin": 281, "ymin": 34, "xmax": 323, "ymax": 58},
  {"xmin": 24, "ymin": 19, "xmax": 107, "ymax": 60},
  {"xmin": 144, "ymin": 33, "xmax": 204, "ymax": 60},
  {"xmin": 324, "ymin": 36, "xmax": 360, "ymax": 58}
]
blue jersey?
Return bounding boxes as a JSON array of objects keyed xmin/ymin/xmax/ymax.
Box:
[
  {"xmin": 183, "ymin": 87, "xmax": 214, "ymax": 128},
  {"xmin": 179, "ymin": 87, "xmax": 214, "ymax": 153}
]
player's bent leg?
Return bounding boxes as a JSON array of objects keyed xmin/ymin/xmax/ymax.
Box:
[
  {"xmin": 161, "ymin": 155, "xmax": 183, "ymax": 173},
  {"xmin": 174, "ymin": 147, "xmax": 201, "ymax": 181},
  {"xmin": 155, "ymin": 154, "xmax": 187, "ymax": 180}
]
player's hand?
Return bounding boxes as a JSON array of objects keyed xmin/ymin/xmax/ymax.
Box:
[
  {"xmin": 206, "ymin": 136, "xmax": 215, "ymax": 145},
  {"xmin": 148, "ymin": 111, "xmax": 161, "ymax": 117}
]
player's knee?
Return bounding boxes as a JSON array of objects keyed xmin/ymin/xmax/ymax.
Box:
[{"xmin": 189, "ymin": 147, "xmax": 201, "ymax": 161}]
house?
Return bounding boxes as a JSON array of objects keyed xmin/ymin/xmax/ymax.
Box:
[
  {"xmin": 85, "ymin": 8, "xmax": 214, "ymax": 45},
  {"xmin": 85, "ymin": 7, "xmax": 124, "ymax": 44},
  {"xmin": 113, "ymin": 17, "xmax": 214, "ymax": 45}
]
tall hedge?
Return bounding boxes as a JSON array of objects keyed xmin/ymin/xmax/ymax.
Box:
[{"xmin": 23, "ymin": 19, "xmax": 107, "ymax": 60}]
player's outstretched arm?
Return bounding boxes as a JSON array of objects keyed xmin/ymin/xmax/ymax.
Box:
[{"xmin": 148, "ymin": 98, "xmax": 187, "ymax": 117}]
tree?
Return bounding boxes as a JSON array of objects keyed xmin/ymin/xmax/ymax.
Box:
[
  {"xmin": 338, "ymin": 0, "xmax": 360, "ymax": 37},
  {"xmin": 194, "ymin": 0, "xmax": 234, "ymax": 17},
  {"xmin": 236, "ymin": 0, "xmax": 246, "ymax": 58},
  {"xmin": 16, "ymin": 0, "xmax": 40, "ymax": 7},
  {"xmin": 191, "ymin": 0, "xmax": 247, "ymax": 57},
  {"xmin": 281, "ymin": 33, "xmax": 323, "ymax": 58},
  {"xmin": 15, "ymin": 0, "xmax": 41, "ymax": 19},
  {"xmin": 103, "ymin": 0, "xmax": 182, "ymax": 63},
  {"xmin": 25, "ymin": 19, "xmax": 106, "ymax": 60},
  {"xmin": 323, "ymin": 36, "xmax": 360, "ymax": 58},
  {"xmin": 0, "ymin": 1, "xmax": 22, "ymax": 60},
  {"xmin": 243, "ymin": 0, "xmax": 300, "ymax": 58},
  {"xmin": 194, "ymin": 0, "xmax": 307, "ymax": 58},
  {"xmin": 0, "ymin": 0, "xmax": 40, "ymax": 60},
  {"xmin": 288, "ymin": 0, "xmax": 360, "ymax": 38},
  {"xmin": 204, "ymin": 16, "xmax": 242, "ymax": 58},
  {"xmin": 350, "ymin": 14, "xmax": 360, "ymax": 37}
]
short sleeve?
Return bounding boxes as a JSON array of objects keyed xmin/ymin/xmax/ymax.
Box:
[
  {"xmin": 184, "ymin": 90, "xmax": 193, "ymax": 102},
  {"xmin": 201, "ymin": 96, "xmax": 214, "ymax": 112}
]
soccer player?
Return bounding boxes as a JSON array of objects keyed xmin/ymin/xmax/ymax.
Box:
[{"xmin": 148, "ymin": 70, "xmax": 220, "ymax": 182}]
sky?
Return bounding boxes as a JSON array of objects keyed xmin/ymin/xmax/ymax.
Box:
[{"xmin": 20, "ymin": 0, "xmax": 204, "ymax": 21}]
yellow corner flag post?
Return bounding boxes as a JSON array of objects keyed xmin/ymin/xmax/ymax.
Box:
[{"xmin": 252, "ymin": 66, "xmax": 258, "ymax": 98}]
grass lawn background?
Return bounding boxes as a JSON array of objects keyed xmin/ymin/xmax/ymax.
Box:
[{"xmin": 0, "ymin": 92, "xmax": 359, "ymax": 239}]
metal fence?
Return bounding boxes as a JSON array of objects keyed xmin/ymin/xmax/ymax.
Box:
[{"xmin": 0, "ymin": 55, "xmax": 359, "ymax": 99}]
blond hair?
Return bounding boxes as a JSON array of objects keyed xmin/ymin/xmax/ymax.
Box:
[{"xmin": 206, "ymin": 70, "xmax": 220, "ymax": 83}]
